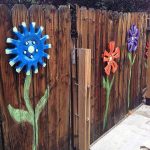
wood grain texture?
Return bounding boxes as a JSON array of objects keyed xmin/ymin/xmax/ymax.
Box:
[
  {"xmin": 78, "ymin": 48, "xmax": 91, "ymax": 150},
  {"xmin": 45, "ymin": 5, "xmax": 59, "ymax": 150},
  {"xmin": 0, "ymin": 4, "xmax": 22, "ymax": 150},
  {"xmin": 29, "ymin": 5, "xmax": 48, "ymax": 150},
  {"xmin": 57, "ymin": 5, "xmax": 71, "ymax": 150},
  {"xmin": 11, "ymin": 4, "xmax": 33, "ymax": 150},
  {"xmin": 0, "ymin": 4, "xmax": 148, "ymax": 150},
  {"xmin": 0, "ymin": 4, "xmax": 71, "ymax": 150},
  {"xmin": 75, "ymin": 7, "xmax": 147, "ymax": 148}
]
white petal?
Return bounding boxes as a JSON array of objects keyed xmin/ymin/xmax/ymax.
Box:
[
  {"xmin": 16, "ymin": 68, "xmax": 21, "ymax": 73},
  {"xmin": 22, "ymin": 22, "xmax": 26, "ymax": 27},
  {"xmin": 34, "ymin": 69, "xmax": 38, "ymax": 74},
  {"xmin": 43, "ymin": 63, "xmax": 46, "ymax": 67},
  {"xmin": 9, "ymin": 61, "xmax": 15, "ymax": 66},
  {"xmin": 13, "ymin": 27, "xmax": 18, "ymax": 32},
  {"xmin": 6, "ymin": 38, "xmax": 12, "ymax": 43}
]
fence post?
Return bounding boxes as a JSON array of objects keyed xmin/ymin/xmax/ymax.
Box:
[{"xmin": 78, "ymin": 48, "xmax": 91, "ymax": 150}]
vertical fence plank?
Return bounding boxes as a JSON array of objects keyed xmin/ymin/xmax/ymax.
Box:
[
  {"xmin": 80, "ymin": 7, "xmax": 88, "ymax": 48},
  {"xmin": 72, "ymin": 5, "xmax": 79, "ymax": 148},
  {"xmin": 105, "ymin": 11, "xmax": 115, "ymax": 128},
  {"xmin": 78, "ymin": 48, "xmax": 91, "ymax": 150},
  {"xmin": 72, "ymin": 6, "xmax": 81, "ymax": 150},
  {"xmin": 141, "ymin": 13, "xmax": 147, "ymax": 91},
  {"xmin": 119, "ymin": 13, "xmax": 127, "ymax": 118},
  {"xmin": 137, "ymin": 13, "xmax": 144, "ymax": 105},
  {"xmin": 57, "ymin": 6, "xmax": 71, "ymax": 150},
  {"xmin": 113, "ymin": 12, "xmax": 120, "ymax": 124},
  {"xmin": 29, "ymin": 5, "xmax": 49, "ymax": 150},
  {"xmin": 45, "ymin": 5, "xmax": 59, "ymax": 150},
  {"xmin": 0, "ymin": 5, "xmax": 14, "ymax": 150},
  {"xmin": 124, "ymin": 12, "xmax": 131, "ymax": 110},
  {"xmin": 93, "ymin": 9, "xmax": 101, "ymax": 141},
  {"xmin": 130, "ymin": 13, "xmax": 136, "ymax": 108},
  {"xmin": 100, "ymin": 10, "xmax": 107, "ymax": 133},
  {"xmin": 88, "ymin": 8, "xmax": 96, "ymax": 142},
  {"xmin": 131, "ymin": 13, "xmax": 138, "ymax": 107},
  {"xmin": 11, "ymin": 4, "xmax": 33, "ymax": 150},
  {"xmin": 122, "ymin": 13, "xmax": 128, "ymax": 116},
  {"xmin": 0, "ymin": 7, "xmax": 11, "ymax": 147}
]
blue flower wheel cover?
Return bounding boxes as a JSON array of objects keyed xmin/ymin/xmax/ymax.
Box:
[
  {"xmin": 6, "ymin": 22, "xmax": 51, "ymax": 75},
  {"xmin": 127, "ymin": 25, "xmax": 139, "ymax": 52}
]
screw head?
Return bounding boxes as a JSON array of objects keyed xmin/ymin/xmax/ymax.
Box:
[
  {"xmin": 32, "ymin": 41, "xmax": 36, "ymax": 45},
  {"xmin": 25, "ymin": 41, "xmax": 29, "ymax": 45}
]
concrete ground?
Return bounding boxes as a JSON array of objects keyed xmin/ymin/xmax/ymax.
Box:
[{"xmin": 90, "ymin": 104, "xmax": 150, "ymax": 150}]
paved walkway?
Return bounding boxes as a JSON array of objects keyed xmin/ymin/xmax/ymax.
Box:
[{"xmin": 90, "ymin": 104, "xmax": 150, "ymax": 150}]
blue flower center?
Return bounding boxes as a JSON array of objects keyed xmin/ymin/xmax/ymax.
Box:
[{"xmin": 23, "ymin": 40, "xmax": 39, "ymax": 59}]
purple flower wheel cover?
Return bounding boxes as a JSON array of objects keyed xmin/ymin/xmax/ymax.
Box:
[{"xmin": 127, "ymin": 25, "xmax": 139, "ymax": 52}]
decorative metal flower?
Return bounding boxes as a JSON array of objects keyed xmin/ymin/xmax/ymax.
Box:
[
  {"xmin": 6, "ymin": 22, "xmax": 51, "ymax": 75},
  {"xmin": 127, "ymin": 25, "xmax": 139, "ymax": 52},
  {"xmin": 145, "ymin": 41, "xmax": 150, "ymax": 59},
  {"xmin": 102, "ymin": 41, "xmax": 120, "ymax": 76}
]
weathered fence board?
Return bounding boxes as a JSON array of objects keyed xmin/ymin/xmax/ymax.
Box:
[
  {"xmin": 0, "ymin": 4, "xmax": 24, "ymax": 150},
  {"xmin": 93, "ymin": 9, "xmax": 101, "ymax": 141},
  {"xmin": 0, "ymin": 4, "xmax": 148, "ymax": 150},
  {"xmin": 57, "ymin": 6, "xmax": 71, "ymax": 150},
  {"xmin": 78, "ymin": 48, "xmax": 91, "ymax": 150},
  {"xmin": 45, "ymin": 5, "xmax": 59, "ymax": 150},
  {"xmin": 12, "ymin": 4, "xmax": 33, "ymax": 150},
  {"xmin": 0, "ymin": 4, "xmax": 71, "ymax": 150}
]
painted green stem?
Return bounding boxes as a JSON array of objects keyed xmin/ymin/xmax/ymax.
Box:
[
  {"xmin": 33, "ymin": 119, "xmax": 38, "ymax": 150},
  {"xmin": 24, "ymin": 75, "xmax": 38, "ymax": 150},
  {"xmin": 103, "ymin": 76, "xmax": 115, "ymax": 130},
  {"xmin": 127, "ymin": 66, "xmax": 132, "ymax": 109},
  {"xmin": 127, "ymin": 53, "xmax": 136, "ymax": 109},
  {"xmin": 8, "ymin": 75, "xmax": 49, "ymax": 150},
  {"xmin": 24, "ymin": 75, "xmax": 34, "ymax": 116},
  {"xmin": 103, "ymin": 88, "xmax": 110, "ymax": 130}
]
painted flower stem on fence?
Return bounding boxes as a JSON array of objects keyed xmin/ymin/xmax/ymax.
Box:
[
  {"xmin": 127, "ymin": 53, "xmax": 136, "ymax": 109},
  {"xmin": 127, "ymin": 24, "xmax": 139, "ymax": 109},
  {"xmin": 103, "ymin": 75, "xmax": 115, "ymax": 130},
  {"xmin": 8, "ymin": 75, "xmax": 49, "ymax": 150},
  {"xmin": 102, "ymin": 41, "xmax": 120, "ymax": 130}
]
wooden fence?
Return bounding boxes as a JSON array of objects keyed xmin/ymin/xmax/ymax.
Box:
[
  {"xmin": 72, "ymin": 6, "xmax": 147, "ymax": 149},
  {"xmin": 0, "ymin": 4, "xmax": 71, "ymax": 150},
  {"xmin": 0, "ymin": 4, "xmax": 148, "ymax": 150}
]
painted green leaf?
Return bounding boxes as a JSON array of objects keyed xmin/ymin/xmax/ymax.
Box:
[
  {"xmin": 8, "ymin": 104, "xmax": 33, "ymax": 124},
  {"xmin": 35, "ymin": 87, "xmax": 49, "ymax": 120}
]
